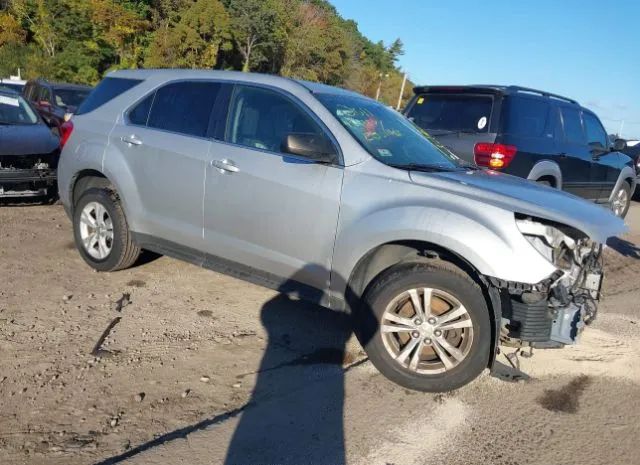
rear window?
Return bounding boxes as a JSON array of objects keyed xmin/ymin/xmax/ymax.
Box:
[
  {"xmin": 76, "ymin": 77, "xmax": 140, "ymax": 115},
  {"xmin": 502, "ymin": 96, "xmax": 552, "ymax": 137},
  {"xmin": 407, "ymin": 94, "xmax": 493, "ymax": 133}
]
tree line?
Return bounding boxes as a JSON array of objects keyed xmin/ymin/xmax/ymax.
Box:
[{"xmin": 0, "ymin": 0, "xmax": 414, "ymax": 106}]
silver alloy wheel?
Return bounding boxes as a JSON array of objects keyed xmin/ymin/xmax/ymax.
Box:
[
  {"xmin": 79, "ymin": 201, "xmax": 114, "ymax": 260},
  {"xmin": 381, "ymin": 288, "xmax": 474, "ymax": 374},
  {"xmin": 611, "ymin": 187, "xmax": 629, "ymax": 217}
]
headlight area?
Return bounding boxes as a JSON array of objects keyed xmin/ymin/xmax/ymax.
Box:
[{"xmin": 493, "ymin": 215, "xmax": 604, "ymax": 350}]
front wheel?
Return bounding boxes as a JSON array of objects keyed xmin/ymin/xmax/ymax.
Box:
[
  {"xmin": 73, "ymin": 188, "xmax": 141, "ymax": 272},
  {"xmin": 611, "ymin": 182, "xmax": 631, "ymax": 218},
  {"xmin": 355, "ymin": 260, "xmax": 491, "ymax": 392}
]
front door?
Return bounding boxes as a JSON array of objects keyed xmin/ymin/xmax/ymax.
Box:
[
  {"xmin": 583, "ymin": 111, "xmax": 620, "ymax": 201},
  {"xmin": 109, "ymin": 80, "xmax": 222, "ymax": 249},
  {"xmin": 557, "ymin": 105, "xmax": 599, "ymax": 199},
  {"xmin": 203, "ymin": 84, "xmax": 343, "ymax": 293}
]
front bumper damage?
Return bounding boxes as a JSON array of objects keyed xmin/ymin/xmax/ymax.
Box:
[
  {"xmin": 490, "ymin": 217, "xmax": 605, "ymax": 351},
  {"xmin": 0, "ymin": 153, "xmax": 59, "ymax": 198}
]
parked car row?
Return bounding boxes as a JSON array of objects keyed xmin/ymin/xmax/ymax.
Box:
[
  {"xmin": 0, "ymin": 87, "xmax": 60, "ymax": 201},
  {"xmin": 0, "ymin": 77, "xmax": 92, "ymax": 202},
  {"xmin": 404, "ymin": 85, "xmax": 637, "ymax": 218},
  {"xmin": 56, "ymin": 69, "xmax": 627, "ymax": 392}
]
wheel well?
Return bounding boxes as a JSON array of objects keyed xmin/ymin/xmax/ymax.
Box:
[
  {"xmin": 345, "ymin": 241, "xmax": 499, "ymax": 367},
  {"xmin": 71, "ymin": 170, "xmax": 112, "ymax": 210},
  {"xmin": 346, "ymin": 241, "xmax": 485, "ymax": 304},
  {"xmin": 536, "ymin": 175, "xmax": 557, "ymax": 188}
]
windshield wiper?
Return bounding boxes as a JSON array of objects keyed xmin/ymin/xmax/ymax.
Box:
[
  {"xmin": 428, "ymin": 129, "xmax": 478, "ymax": 137},
  {"xmin": 388, "ymin": 163, "xmax": 461, "ymax": 173}
]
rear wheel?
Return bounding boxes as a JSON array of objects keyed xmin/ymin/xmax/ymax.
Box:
[
  {"xmin": 355, "ymin": 260, "xmax": 491, "ymax": 392},
  {"xmin": 611, "ymin": 182, "xmax": 631, "ymax": 218},
  {"xmin": 73, "ymin": 188, "xmax": 140, "ymax": 272}
]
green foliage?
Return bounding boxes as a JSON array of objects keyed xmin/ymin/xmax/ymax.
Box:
[{"xmin": 0, "ymin": 0, "xmax": 414, "ymax": 106}]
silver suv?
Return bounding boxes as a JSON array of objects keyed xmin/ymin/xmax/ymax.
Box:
[{"xmin": 58, "ymin": 70, "xmax": 625, "ymax": 392}]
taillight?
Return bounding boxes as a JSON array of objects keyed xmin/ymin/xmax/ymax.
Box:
[
  {"xmin": 474, "ymin": 143, "xmax": 517, "ymax": 169},
  {"xmin": 59, "ymin": 120, "xmax": 74, "ymax": 149}
]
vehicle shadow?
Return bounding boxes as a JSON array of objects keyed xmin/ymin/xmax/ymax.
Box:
[
  {"xmin": 607, "ymin": 236, "xmax": 640, "ymax": 259},
  {"xmin": 94, "ymin": 267, "xmax": 371, "ymax": 465}
]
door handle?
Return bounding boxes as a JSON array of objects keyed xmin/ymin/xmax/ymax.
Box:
[
  {"xmin": 210, "ymin": 159, "xmax": 239, "ymax": 173},
  {"xmin": 121, "ymin": 135, "xmax": 143, "ymax": 146}
]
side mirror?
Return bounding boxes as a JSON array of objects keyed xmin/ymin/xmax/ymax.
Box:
[
  {"xmin": 589, "ymin": 142, "xmax": 607, "ymax": 158},
  {"xmin": 282, "ymin": 133, "xmax": 337, "ymax": 164},
  {"xmin": 613, "ymin": 138, "xmax": 627, "ymax": 152}
]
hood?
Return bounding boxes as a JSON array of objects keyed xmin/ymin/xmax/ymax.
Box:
[
  {"xmin": 0, "ymin": 124, "xmax": 59, "ymax": 156},
  {"xmin": 409, "ymin": 168, "xmax": 627, "ymax": 243}
]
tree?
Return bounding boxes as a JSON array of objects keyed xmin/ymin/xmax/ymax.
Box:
[
  {"xmin": 146, "ymin": 0, "xmax": 230, "ymax": 69},
  {"xmin": 0, "ymin": 11, "xmax": 26, "ymax": 46},
  {"xmin": 224, "ymin": 0, "xmax": 286, "ymax": 72},
  {"xmin": 90, "ymin": 0, "xmax": 149, "ymax": 67},
  {"xmin": 280, "ymin": 2, "xmax": 348, "ymax": 85}
]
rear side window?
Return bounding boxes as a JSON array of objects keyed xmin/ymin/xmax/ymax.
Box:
[
  {"xmin": 502, "ymin": 96, "xmax": 552, "ymax": 138},
  {"xmin": 147, "ymin": 81, "xmax": 221, "ymax": 138},
  {"xmin": 39, "ymin": 86, "xmax": 52, "ymax": 103},
  {"xmin": 583, "ymin": 112, "xmax": 608, "ymax": 148},
  {"xmin": 76, "ymin": 77, "xmax": 140, "ymax": 115},
  {"xmin": 407, "ymin": 94, "xmax": 493, "ymax": 133},
  {"xmin": 560, "ymin": 107, "xmax": 585, "ymax": 144},
  {"xmin": 128, "ymin": 94, "xmax": 154, "ymax": 126}
]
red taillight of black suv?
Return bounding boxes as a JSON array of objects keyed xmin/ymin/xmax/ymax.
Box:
[
  {"xmin": 59, "ymin": 120, "xmax": 74, "ymax": 149},
  {"xmin": 474, "ymin": 142, "xmax": 517, "ymax": 169}
]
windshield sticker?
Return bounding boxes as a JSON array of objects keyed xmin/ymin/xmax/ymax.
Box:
[
  {"xmin": 377, "ymin": 148, "xmax": 393, "ymax": 157},
  {"xmin": 417, "ymin": 97, "xmax": 424, "ymax": 105},
  {"xmin": 477, "ymin": 116, "xmax": 487, "ymax": 130},
  {"xmin": 0, "ymin": 96, "xmax": 19, "ymax": 107}
]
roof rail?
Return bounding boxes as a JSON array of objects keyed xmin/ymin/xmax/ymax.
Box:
[{"xmin": 507, "ymin": 86, "xmax": 578, "ymax": 104}]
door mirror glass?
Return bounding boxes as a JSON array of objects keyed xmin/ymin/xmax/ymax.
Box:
[
  {"xmin": 589, "ymin": 141, "xmax": 607, "ymax": 157},
  {"xmin": 613, "ymin": 138, "xmax": 627, "ymax": 152},
  {"xmin": 282, "ymin": 133, "xmax": 337, "ymax": 163}
]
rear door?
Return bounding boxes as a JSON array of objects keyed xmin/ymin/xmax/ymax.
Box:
[
  {"xmin": 557, "ymin": 105, "xmax": 597, "ymax": 199},
  {"xmin": 405, "ymin": 92, "xmax": 496, "ymax": 163},
  {"xmin": 583, "ymin": 111, "xmax": 619, "ymax": 201},
  {"xmin": 202, "ymin": 83, "xmax": 343, "ymax": 293},
  {"xmin": 109, "ymin": 80, "xmax": 220, "ymax": 249},
  {"xmin": 498, "ymin": 95, "xmax": 559, "ymax": 178}
]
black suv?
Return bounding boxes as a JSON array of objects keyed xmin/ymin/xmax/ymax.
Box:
[
  {"xmin": 23, "ymin": 79, "xmax": 91, "ymax": 128},
  {"xmin": 404, "ymin": 85, "xmax": 637, "ymax": 217}
]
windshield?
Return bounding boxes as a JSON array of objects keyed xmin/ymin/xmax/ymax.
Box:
[
  {"xmin": 0, "ymin": 83, "xmax": 24, "ymax": 93},
  {"xmin": 54, "ymin": 88, "xmax": 90, "ymax": 109},
  {"xmin": 0, "ymin": 93, "xmax": 38, "ymax": 125},
  {"xmin": 407, "ymin": 94, "xmax": 493, "ymax": 134},
  {"xmin": 316, "ymin": 93, "xmax": 464, "ymax": 170}
]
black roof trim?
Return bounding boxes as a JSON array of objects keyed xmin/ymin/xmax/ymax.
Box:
[{"xmin": 412, "ymin": 84, "xmax": 578, "ymax": 105}]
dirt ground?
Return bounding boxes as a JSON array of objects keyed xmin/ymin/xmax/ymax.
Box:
[{"xmin": 1, "ymin": 201, "xmax": 639, "ymax": 465}]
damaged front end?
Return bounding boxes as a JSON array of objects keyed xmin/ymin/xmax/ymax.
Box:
[
  {"xmin": 491, "ymin": 215, "xmax": 604, "ymax": 350},
  {"xmin": 0, "ymin": 152, "xmax": 59, "ymax": 198}
]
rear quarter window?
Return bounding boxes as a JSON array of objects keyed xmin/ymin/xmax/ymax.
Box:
[
  {"xmin": 502, "ymin": 96, "xmax": 553, "ymax": 138},
  {"xmin": 76, "ymin": 77, "xmax": 141, "ymax": 115},
  {"xmin": 407, "ymin": 94, "xmax": 493, "ymax": 133}
]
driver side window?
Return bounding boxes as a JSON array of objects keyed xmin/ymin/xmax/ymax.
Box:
[{"xmin": 226, "ymin": 85, "xmax": 325, "ymax": 155}]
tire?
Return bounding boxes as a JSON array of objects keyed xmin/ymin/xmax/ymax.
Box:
[
  {"xmin": 611, "ymin": 181, "xmax": 631, "ymax": 218},
  {"xmin": 73, "ymin": 187, "xmax": 140, "ymax": 272},
  {"xmin": 355, "ymin": 260, "xmax": 491, "ymax": 392}
]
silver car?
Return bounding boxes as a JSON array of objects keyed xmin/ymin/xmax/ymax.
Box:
[{"xmin": 58, "ymin": 70, "xmax": 626, "ymax": 392}]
